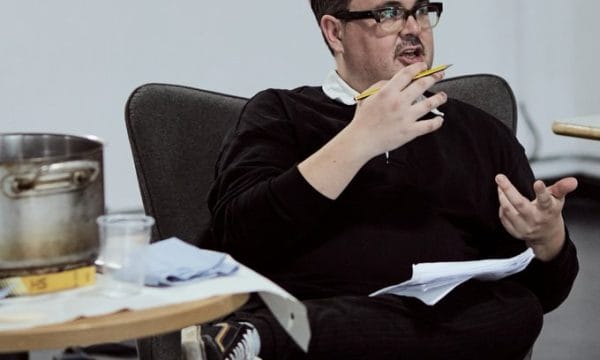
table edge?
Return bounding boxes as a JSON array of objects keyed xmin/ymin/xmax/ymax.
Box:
[
  {"xmin": 0, "ymin": 293, "xmax": 249, "ymax": 352},
  {"xmin": 552, "ymin": 121, "xmax": 600, "ymax": 140}
]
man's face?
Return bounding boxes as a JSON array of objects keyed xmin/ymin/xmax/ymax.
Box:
[{"xmin": 337, "ymin": 0, "xmax": 435, "ymax": 90}]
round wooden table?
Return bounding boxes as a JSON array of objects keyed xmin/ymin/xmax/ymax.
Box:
[{"xmin": 0, "ymin": 293, "xmax": 249, "ymax": 353}]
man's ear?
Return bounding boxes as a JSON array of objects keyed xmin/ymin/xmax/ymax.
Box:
[{"xmin": 320, "ymin": 15, "xmax": 345, "ymax": 54}]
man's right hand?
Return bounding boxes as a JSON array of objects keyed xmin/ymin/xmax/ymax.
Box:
[
  {"xmin": 348, "ymin": 62, "xmax": 447, "ymax": 160},
  {"xmin": 298, "ymin": 63, "xmax": 447, "ymax": 200}
]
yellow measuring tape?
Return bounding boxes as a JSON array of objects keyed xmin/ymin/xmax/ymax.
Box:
[{"xmin": 0, "ymin": 265, "xmax": 96, "ymax": 296}]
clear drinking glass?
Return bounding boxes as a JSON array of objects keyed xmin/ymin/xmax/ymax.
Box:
[{"xmin": 95, "ymin": 214, "xmax": 154, "ymax": 297}]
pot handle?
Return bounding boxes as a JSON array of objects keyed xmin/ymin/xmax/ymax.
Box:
[{"xmin": 3, "ymin": 160, "xmax": 100, "ymax": 198}]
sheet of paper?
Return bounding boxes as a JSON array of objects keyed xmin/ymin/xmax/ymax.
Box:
[
  {"xmin": 370, "ymin": 248, "xmax": 535, "ymax": 305},
  {"xmin": 0, "ymin": 256, "xmax": 310, "ymax": 352}
]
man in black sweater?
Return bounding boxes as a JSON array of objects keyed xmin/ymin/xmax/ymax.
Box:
[{"xmin": 200, "ymin": 1, "xmax": 579, "ymax": 359}]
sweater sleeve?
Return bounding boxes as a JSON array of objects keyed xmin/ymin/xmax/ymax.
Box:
[
  {"xmin": 492, "ymin": 122, "xmax": 579, "ymax": 313},
  {"xmin": 512, "ymin": 230, "xmax": 579, "ymax": 313},
  {"xmin": 445, "ymin": 98, "xmax": 580, "ymax": 314},
  {"xmin": 207, "ymin": 89, "xmax": 334, "ymax": 269}
]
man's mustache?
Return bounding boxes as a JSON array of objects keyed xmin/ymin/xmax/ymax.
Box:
[{"xmin": 395, "ymin": 35, "xmax": 424, "ymax": 56}]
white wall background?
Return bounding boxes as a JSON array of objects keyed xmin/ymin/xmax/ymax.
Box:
[{"xmin": 2, "ymin": 0, "xmax": 599, "ymax": 211}]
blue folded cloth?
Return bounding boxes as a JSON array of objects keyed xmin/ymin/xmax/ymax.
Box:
[{"xmin": 144, "ymin": 237, "xmax": 238, "ymax": 286}]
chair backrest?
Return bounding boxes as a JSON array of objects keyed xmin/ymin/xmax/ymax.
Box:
[
  {"xmin": 125, "ymin": 74, "xmax": 517, "ymax": 247},
  {"xmin": 125, "ymin": 83, "xmax": 247, "ymax": 245},
  {"xmin": 431, "ymin": 73, "xmax": 517, "ymax": 133}
]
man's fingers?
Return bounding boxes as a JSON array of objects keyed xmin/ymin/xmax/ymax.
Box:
[
  {"xmin": 533, "ymin": 180, "xmax": 553, "ymax": 210},
  {"xmin": 402, "ymin": 71, "xmax": 445, "ymax": 104},
  {"xmin": 498, "ymin": 186, "xmax": 529, "ymax": 228},
  {"xmin": 409, "ymin": 116, "xmax": 444, "ymax": 138},
  {"xmin": 410, "ymin": 91, "xmax": 448, "ymax": 118},
  {"xmin": 497, "ymin": 186, "xmax": 519, "ymax": 217},
  {"xmin": 548, "ymin": 177, "xmax": 578, "ymax": 199},
  {"xmin": 387, "ymin": 62, "xmax": 429, "ymax": 91},
  {"xmin": 496, "ymin": 174, "xmax": 574, "ymax": 244},
  {"xmin": 495, "ymin": 174, "xmax": 530, "ymax": 213},
  {"xmin": 385, "ymin": 63, "xmax": 444, "ymax": 104}
]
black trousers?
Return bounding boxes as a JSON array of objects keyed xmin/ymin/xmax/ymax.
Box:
[{"xmin": 227, "ymin": 280, "xmax": 542, "ymax": 360}]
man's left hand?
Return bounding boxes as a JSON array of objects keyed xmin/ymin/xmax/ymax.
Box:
[{"xmin": 495, "ymin": 174, "xmax": 578, "ymax": 261}]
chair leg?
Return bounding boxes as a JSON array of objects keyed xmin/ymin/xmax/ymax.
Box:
[{"xmin": 181, "ymin": 325, "xmax": 203, "ymax": 360}]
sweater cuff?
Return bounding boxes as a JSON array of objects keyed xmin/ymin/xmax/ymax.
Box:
[{"xmin": 531, "ymin": 226, "xmax": 577, "ymax": 270}]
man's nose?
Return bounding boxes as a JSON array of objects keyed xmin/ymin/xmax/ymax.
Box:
[{"xmin": 400, "ymin": 15, "xmax": 421, "ymax": 35}]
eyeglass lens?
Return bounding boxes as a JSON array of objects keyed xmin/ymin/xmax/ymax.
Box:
[{"xmin": 380, "ymin": 6, "xmax": 439, "ymax": 33}]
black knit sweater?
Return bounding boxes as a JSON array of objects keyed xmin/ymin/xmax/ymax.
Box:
[{"xmin": 208, "ymin": 86, "xmax": 578, "ymax": 312}]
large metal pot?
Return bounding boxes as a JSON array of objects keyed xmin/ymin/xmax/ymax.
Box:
[{"xmin": 0, "ymin": 133, "xmax": 104, "ymax": 276}]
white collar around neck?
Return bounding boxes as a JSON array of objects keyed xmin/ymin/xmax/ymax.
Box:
[{"xmin": 321, "ymin": 69, "xmax": 444, "ymax": 116}]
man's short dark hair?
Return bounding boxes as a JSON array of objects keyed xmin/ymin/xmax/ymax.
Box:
[
  {"xmin": 310, "ymin": 0, "xmax": 352, "ymax": 55},
  {"xmin": 310, "ymin": 0, "xmax": 351, "ymax": 24}
]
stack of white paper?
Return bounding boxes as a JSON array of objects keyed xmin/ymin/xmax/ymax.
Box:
[{"xmin": 370, "ymin": 248, "xmax": 535, "ymax": 305}]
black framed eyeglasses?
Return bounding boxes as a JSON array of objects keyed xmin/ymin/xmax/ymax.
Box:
[{"xmin": 333, "ymin": 2, "xmax": 443, "ymax": 33}]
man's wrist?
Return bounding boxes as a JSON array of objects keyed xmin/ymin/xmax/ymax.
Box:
[{"xmin": 527, "ymin": 221, "xmax": 566, "ymax": 262}]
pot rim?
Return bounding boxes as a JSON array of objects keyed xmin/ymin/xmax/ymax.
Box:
[{"xmin": 0, "ymin": 132, "xmax": 104, "ymax": 163}]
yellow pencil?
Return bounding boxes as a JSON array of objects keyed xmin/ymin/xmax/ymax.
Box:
[{"xmin": 354, "ymin": 64, "xmax": 452, "ymax": 101}]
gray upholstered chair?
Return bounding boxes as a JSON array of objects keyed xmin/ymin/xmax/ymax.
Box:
[
  {"xmin": 125, "ymin": 85, "xmax": 247, "ymax": 360},
  {"xmin": 431, "ymin": 74, "xmax": 517, "ymax": 132},
  {"xmin": 125, "ymin": 74, "xmax": 523, "ymax": 360}
]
